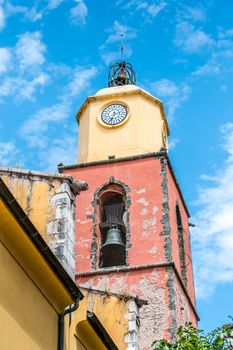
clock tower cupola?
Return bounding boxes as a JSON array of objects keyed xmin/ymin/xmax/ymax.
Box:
[{"xmin": 77, "ymin": 61, "xmax": 169, "ymax": 164}]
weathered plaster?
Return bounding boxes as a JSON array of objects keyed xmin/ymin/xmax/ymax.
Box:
[
  {"xmin": 140, "ymin": 208, "xmax": 148, "ymax": 215},
  {"xmin": 48, "ymin": 182, "xmax": 76, "ymax": 278},
  {"xmin": 0, "ymin": 168, "xmax": 83, "ymax": 279},
  {"xmin": 65, "ymin": 156, "xmax": 198, "ymax": 347},
  {"xmin": 159, "ymin": 157, "xmax": 177, "ymax": 340},
  {"xmin": 149, "ymin": 247, "xmax": 157, "ymax": 254},
  {"xmin": 137, "ymin": 271, "xmax": 169, "ymax": 349},
  {"xmin": 136, "ymin": 188, "xmax": 146, "ymax": 194},
  {"xmin": 136, "ymin": 197, "xmax": 149, "ymax": 206},
  {"xmin": 125, "ymin": 300, "xmax": 140, "ymax": 350}
]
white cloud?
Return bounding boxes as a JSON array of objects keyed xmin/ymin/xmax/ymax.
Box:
[
  {"xmin": 174, "ymin": 21, "xmax": 213, "ymax": 53},
  {"xmin": 1, "ymin": 0, "xmax": 78, "ymax": 27},
  {"xmin": 0, "ymin": 73, "xmax": 49, "ymax": 101},
  {"xmin": 0, "ymin": 141, "xmax": 19, "ymax": 166},
  {"xmin": 24, "ymin": 6, "xmax": 43, "ymax": 22},
  {"xmin": 20, "ymin": 102, "xmax": 71, "ymax": 148},
  {"xmin": 152, "ymin": 79, "xmax": 178, "ymax": 97},
  {"xmin": 100, "ymin": 51, "xmax": 119, "ymax": 66},
  {"xmin": 117, "ymin": 0, "xmax": 167, "ymax": 19},
  {"xmin": 4, "ymin": 0, "xmax": 65, "ymax": 22},
  {"xmin": 0, "ymin": 31, "xmax": 49, "ymax": 101},
  {"xmin": 67, "ymin": 66, "xmax": 97, "ymax": 96},
  {"xmin": 0, "ymin": 47, "xmax": 12, "ymax": 73},
  {"xmin": 100, "ymin": 21, "xmax": 137, "ymax": 64},
  {"xmin": 4, "ymin": 3, "xmax": 27, "ymax": 16},
  {"xmin": 177, "ymin": 5, "xmax": 206, "ymax": 22},
  {"xmin": 192, "ymin": 59, "xmax": 220, "ymax": 76},
  {"xmin": 101, "ymin": 46, "xmax": 133, "ymax": 66},
  {"xmin": 105, "ymin": 21, "xmax": 137, "ymax": 45},
  {"xmin": 169, "ymin": 138, "xmax": 179, "ymax": 150},
  {"xmin": 20, "ymin": 64, "xmax": 97, "ymax": 147},
  {"xmin": 193, "ymin": 123, "xmax": 233, "ymax": 298},
  {"xmin": 216, "ymin": 30, "xmax": 233, "ymax": 59},
  {"xmin": 39, "ymin": 135, "xmax": 77, "ymax": 171},
  {"xmin": 3, "ymin": 3, "xmax": 43, "ymax": 24},
  {"xmin": 16, "ymin": 31, "xmax": 46, "ymax": 70},
  {"xmin": 70, "ymin": 0, "xmax": 88, "ymax": 26},
  {"xmin": 0, "ymin": 77, "xmax": 14, "ymax": 97},
  {"xmin": 17, "ymin": 73, "xmax": 50, "ymax": 100},
  {"xmin": 146, "ymin": 1, "xmax": 167, "ymax": 17},
  {"xmin": 0, "ymin": 5, "xmax": 5, "ymax": 31},
  {"xmin": 151, "ymin": 78, "xmax": 191, "ymax": 120},
  {"xmin": 47, "ymin": 0, "xmax": 65, "ymax": 10},
  {"xmin": 192, "ymin": 27, "xmax": 233, "ymax": 76}
]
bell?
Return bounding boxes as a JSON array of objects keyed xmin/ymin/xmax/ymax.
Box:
[
  {"xmin": 102, "ymin": 227, "xmax": 124, "ymax": 248},
  {"xmin": 101, "ymin": 227, "xmax": 125, "ymax": 267},
  {"xmin": 118, "ymin": 69, "xmax": 126, "ymax": 78},
  {"xmin": 115, "ymin": 68, "xmax": 128, "ymax": 86}
]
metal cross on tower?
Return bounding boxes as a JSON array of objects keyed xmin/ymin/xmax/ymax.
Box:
[{"xmin": 108, "ymin": 33, "xmax": 136, "ymax": 87}]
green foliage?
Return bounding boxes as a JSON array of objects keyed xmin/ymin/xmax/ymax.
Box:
[{"xmin": 152, "ymin": 320, "xmax": 233, "ymax": 350}]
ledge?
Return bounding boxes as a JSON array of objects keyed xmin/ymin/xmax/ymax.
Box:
[
  {"xmin": 76, "ymin": 262, "xmax": 199, "ymax": 321},
  {"xmin": 76, "ymin": 262, "xmax": 171, "ymax": 277},
  {"xmin": 58, "ymin": 151, "xmax": 167, "ymax": 170},
  {"xmin": 0, "ymin": 166, "xmax": 72, "ymax": 181},
  {"xmin": 79, "ymin": 285, "xmax": 147, "ymax": 307}
]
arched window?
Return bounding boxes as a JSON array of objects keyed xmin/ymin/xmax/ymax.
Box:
[
  {"xmin": 98, "ymin": 184, "xmax": 127, "ymax": 268},
  {"xmin": 176, "ymin": 203, "xmax": 187, "ymax": 287}
]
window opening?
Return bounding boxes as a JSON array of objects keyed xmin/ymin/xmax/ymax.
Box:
[{"xmin": 98, "ymin": 188, "xmax": 126, "ymax": 268}]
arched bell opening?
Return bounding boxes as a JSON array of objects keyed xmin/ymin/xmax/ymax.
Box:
[{"xmin": 97, "ymin": 185, "xmax": 127, "ymax": 268}]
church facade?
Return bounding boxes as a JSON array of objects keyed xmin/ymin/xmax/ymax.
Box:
[{"xmin": 59, "ymin": 61, "xmax": 199, "ymax": 349}]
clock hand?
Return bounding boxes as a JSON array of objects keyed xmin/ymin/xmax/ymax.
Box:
[{"xmin": 110, "ymin": 111, "xmax": 116, "ymax": 120}]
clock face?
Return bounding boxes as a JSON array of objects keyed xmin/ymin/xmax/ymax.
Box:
[{"xmin": 101, "ymin": 104, "xmax": 127, "ymax": 125}]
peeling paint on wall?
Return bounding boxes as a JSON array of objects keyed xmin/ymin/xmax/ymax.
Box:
[
  {"xmin": 136, "ymin": 188, "xmax": 146, "ymax": 194},
  {"xmin": 159, "ymin": 157, "xmax": 177, "ymax": 340},
  {"xmin": 0, "ymin": 168, "xmax": 79, "ymax": 278},
  {"xmin": 65, "ymin": 156, "xmax": 198, "ymax": 348},
  {"xmin": 136, "ymin": 197, "xmax": 149, "ymax": 206},
  {"xmin": 140, "ymin": 208, "xmax": 148, "ymax": 215},
  {"xmin": 149, "ymin": 247, "xmax": 157, "ymax": 254},
  {"xmin": 125, "ymin": 300, "xmax": 140, "ymax": 350},
  {"xmin": 48, "ymin": 182, "xmax": 76, "ymax": 278}
]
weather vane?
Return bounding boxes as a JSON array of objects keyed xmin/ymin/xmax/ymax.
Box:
[
  {"xmin": 120, "ymin": 33, "xmax": 125, "ymax": 62},
  {"xmin": 107, "ymin": 32, "xmax": 136, "ymax": 87}
]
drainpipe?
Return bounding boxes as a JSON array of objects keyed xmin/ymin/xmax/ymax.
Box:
[{"xmin": 58, "ymin": 294, "xmax": 83, "ymax": 350}]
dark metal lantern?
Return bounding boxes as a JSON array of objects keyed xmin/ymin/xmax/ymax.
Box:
[{"xmin": 108, "ymin": 61, "xmax": 136, "ymax": 87}]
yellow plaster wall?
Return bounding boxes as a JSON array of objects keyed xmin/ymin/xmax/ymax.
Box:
[
  {"xmin": 77, "ymin": 87, "xmax": 168, "ymax": 163},
  {"xmin": 1, "ymin": 174, "xmax": 60, "ymax": 240},
  {"xmin": 69, "ymin": 290, "xmax": 128, "ymax": 350},
  {"xmin": 0, "ymin": 242, "xmax": 58, "ymax": 350}
]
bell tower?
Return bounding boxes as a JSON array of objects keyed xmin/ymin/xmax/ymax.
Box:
[{"xmin": 60, "ymin": 61, "xmax": 198, "ymax": 350}]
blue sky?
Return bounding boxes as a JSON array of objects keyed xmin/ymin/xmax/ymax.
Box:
[{"xmin": 0, "ymin": 0, "xmax": 233, "ymax": 333}]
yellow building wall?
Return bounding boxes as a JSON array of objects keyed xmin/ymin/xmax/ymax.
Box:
[
  {"xmin": 77, "ymin": 86, "xmax": 168, "ymax": 163},
  {"xmin": 0, "ymin": 174, "xmax": 61, "ymax": 239},
  {"xmin": 69, "ymin": 290, "xmax": 128, "ymax": 350},
  {"xmin": 0, "ymin": 242, "xmax": 58, "ymax": 350}
]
